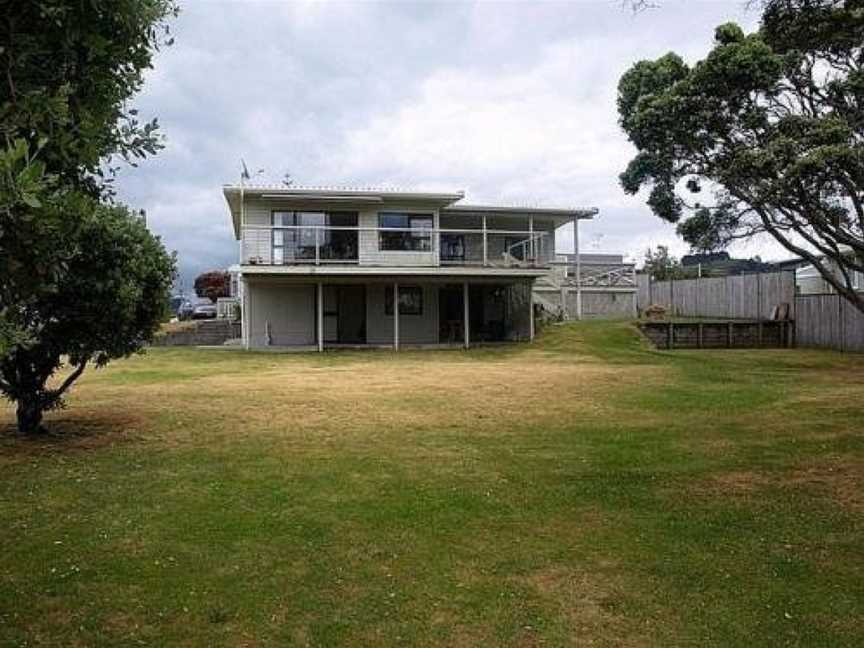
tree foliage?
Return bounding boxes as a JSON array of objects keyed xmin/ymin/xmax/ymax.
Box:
[
  {"xmin": 0, "ymin": 204, "xmax": 175, "ymax": 433},
  {"xmin": 0, "ymin": 1, "xmax": 178, "ymax": 433},
  {"xmin": 1, "ymin": 0, "xmax": 178, "ymax": 195},
  {"xmin": 642, "ymin": 245, "xmax": 686, "ymax": 280},
  {"xmin": 194, "ymin": 271, "xmax": 231, "ymax": 303},
  {"xmin": 618, "ymin": 0, "xmax": 864, "ymax": 312}
]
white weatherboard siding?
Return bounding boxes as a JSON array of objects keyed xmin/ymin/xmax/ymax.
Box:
[
  {"xmin": 366, "ymin": 284, "xmax": 440, "ymax": 345},
  {"xmin": 241, "ymin": 198, "xmax": 274, "ymax": 264},
  {"xmin": 247, "ymin": 281, "xmax": 315, "ymax": 346}
]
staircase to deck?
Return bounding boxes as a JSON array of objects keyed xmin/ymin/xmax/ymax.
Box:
[{"xmin": 152, "ymin": 319, "xmax": 241, "ymax": 347}]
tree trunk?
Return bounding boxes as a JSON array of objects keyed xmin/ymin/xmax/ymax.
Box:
[{"xmin": 16, "ymin": 398, "xmax": 45, "ymax": 435}]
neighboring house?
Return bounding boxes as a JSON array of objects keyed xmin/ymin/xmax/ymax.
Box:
[
  {"xmin": 796, "ymin": 258, "xmax": 864, "ymax": 295},
  {"xmin": 223, "ymin": 184, "xmax": 598, "ymax": 350},
  {"xmin": 680, "ymin": 251, "xmax": 773, "ymax": 276},
  {"xmin": 535, "ymin": 253, "xmax": 638, "ymax": 319}
]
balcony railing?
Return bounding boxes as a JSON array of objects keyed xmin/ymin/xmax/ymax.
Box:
[
  {"xmin": 240, "ymin": 225, "xmax": 553, "ymax": 268},
  {"xmin": 551, "ymin": 261, "xmax": 638, "ymax": 288}
]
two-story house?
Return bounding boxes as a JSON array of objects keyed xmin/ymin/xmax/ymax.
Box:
[{"xmin": 223, "ymin": 184, "xmax": 597, "ymax": 350}]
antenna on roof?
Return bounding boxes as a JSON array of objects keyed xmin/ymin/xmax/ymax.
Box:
[{"xmin": 282, "ymin": 172, "xmax": 293, "ymax": 187}]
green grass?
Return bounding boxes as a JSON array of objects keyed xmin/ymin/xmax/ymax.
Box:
[{"xmin": 1, "ymin": 322, "xmax": 862, "ymax": 646}]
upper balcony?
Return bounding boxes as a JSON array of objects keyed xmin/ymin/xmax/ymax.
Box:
[
  {"xmin": 240, "ymin": 223, "xmax": 555, "ymax": 269},
  {"xmin": 224, "ymin": 184, "xmax": 598, "ymax": 275}
]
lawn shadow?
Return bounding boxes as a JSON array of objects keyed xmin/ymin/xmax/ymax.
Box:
[{"xmin": 0, "ymin": 409, "xmax": 144, "ymax": 458}]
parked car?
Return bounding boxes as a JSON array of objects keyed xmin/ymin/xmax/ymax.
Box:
[{"xmin": 178, "ymin": 298, "xmax": 217, "ymax": 320}]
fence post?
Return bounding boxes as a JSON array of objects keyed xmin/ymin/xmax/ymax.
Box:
[
  {"xmin": 670, "ymin": 276, "xmax": 675, "ymax": 316},
  {"xmin": 668, "ymin": 322, "xmax": 674, "ymax": 350}
]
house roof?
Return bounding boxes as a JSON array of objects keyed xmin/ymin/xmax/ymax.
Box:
[
  {"xmin": 443, "ymin": 203, "xmax": 597, "ymax": 219},
  {"xmin": 223, "ymin": 183, "xmax": 598, "ymax": 238}
]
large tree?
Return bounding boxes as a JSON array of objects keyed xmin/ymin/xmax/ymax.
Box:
[
  {"xmin": 618, "ymin": 0, "xmax": 864, "ymax": 313},
  {"xmin": 1, "ymin": 1, "xmax": 178, "ymax": 433},
  {"xmin": 0, "ymin": 203, "xmax": 175, "ymax": 434}
]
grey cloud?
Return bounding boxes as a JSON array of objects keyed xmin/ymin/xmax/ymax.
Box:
[{"xmin": 114, "ymin": 0, "xmax": 763, "ymax": 291}]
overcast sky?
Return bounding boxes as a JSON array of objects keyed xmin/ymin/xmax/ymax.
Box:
[{"xmin": 115, "ymin": 0, "xmax": 776, "ymax": 292}]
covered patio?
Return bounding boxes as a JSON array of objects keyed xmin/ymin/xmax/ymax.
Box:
[{"xmin": 238, "ymin": 268, "xmax": 539, "ymax": 351}]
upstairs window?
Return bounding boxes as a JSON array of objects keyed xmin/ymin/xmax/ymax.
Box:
[
  {"xmin": 378, "ymin": 212, "xmax": 433, "ymax": 252},
  {"xmin": 272, "ymin": 211, "xmax": 358, "ymax": 263}
]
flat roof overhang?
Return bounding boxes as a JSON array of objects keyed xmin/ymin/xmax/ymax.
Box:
[
  {"xmin": 238, "ymin": 265, "xmax": 549, "ymax": 280},
  {"xmin": 224, "ymin": 186, "xmax": 467, "ymax": 237}
]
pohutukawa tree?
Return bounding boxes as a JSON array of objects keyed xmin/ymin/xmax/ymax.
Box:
[
  {"xmin": 194, "ymin": 271, "xmax": 231, "ymax": 303},
  {"xmin": 1, "ymin": 0, "xmax": 178, "ymax": 434},
  {"xmin": 618, "ymin": 0, "xmax": 864, "ymax": 313}
]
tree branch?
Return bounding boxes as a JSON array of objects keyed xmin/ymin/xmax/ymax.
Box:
[{"xmin": 52, "ymin": 359, "xmax": 88, "ymax": 400}]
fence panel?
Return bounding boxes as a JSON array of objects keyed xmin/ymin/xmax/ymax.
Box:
[
  {"xmin": 637, "ymin": 271, "xmax": 795, "ymax": 320},
  {"xmin": 842, "ymin": 299, "xmax": 864, "ymax": 351},
  {"xmin": 795, "ymin": 294, "xmax": 864, "ymax": 352},
  {"xmin": 637, "ymin": 274, "xmax": 652, "ymax": 309},
  {"xmin": 796, "ymin": 294, "xmax": 842, "ymax": 349}
]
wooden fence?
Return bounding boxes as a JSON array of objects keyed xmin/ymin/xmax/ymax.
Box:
[
  {"xmin": 636, "ymin": 271, "xmax": 796, "ymax": 320},
  {"xmin": 636, "ymin": 271, "xmax": 864, "ymax": 352},
  {"xmin": 795, "ymin": 294, "xmax": 864, "ymax": 352}
]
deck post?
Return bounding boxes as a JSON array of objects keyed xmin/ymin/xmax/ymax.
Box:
[
  {"xmin": 314, "ymin": 227, "xmax": 320, "ymax": 266},
  {"xmin": 317, "ymin": 282, "xmax": 324, "ymax": 352},
  {"xmin": 463, "ymin": 281, "xmax": 470, "ymax": 349},
  {"xmin": 245, "ymin": 279, "xmax": 253, "ymax": 349},
  {"xmin": 574, "ymin": 217, "xmax": 583, "ymax": 320},
  {"xmin": 393, "ymin": 282, "xmax": 400, "ymax": 351},
  {"xmin": 529, "ymin": 281, "xmax": 535, "ymax": 341}
]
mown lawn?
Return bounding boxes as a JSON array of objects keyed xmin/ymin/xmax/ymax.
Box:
[{"xmin": 1, "ymin": 322, "xmax": 862, "ymax": 646}]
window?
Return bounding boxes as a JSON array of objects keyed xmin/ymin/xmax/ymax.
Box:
[
  {"xmin": 385, "ymin": 286, "xmax": 423, "ymax": 315},
  {"xmin": 441, "ymin": 234, "xmax": 465, "ymax": 261},
  {"xmin": 378, "ymin": 212, "xmax": 433, "ymax": 252},
  {"xmin": 272, "ymin": 211, "xmax": 358, "ymax": 263}
]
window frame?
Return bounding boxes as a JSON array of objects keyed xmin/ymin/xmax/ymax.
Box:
[
  {"xmin": 271, "ymin": 210, "xmax": 358, "ymax": 263},
  {"xmin": 378, "ymin": 212, "xmax": 434, "ymax": 252},
  {"xmin": 385, "ymin": 285, "xmax": 423, "ymax": 316}
]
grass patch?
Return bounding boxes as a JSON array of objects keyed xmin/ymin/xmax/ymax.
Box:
[{"xmin": 0, "ymin": 321, "xmax": 862, "ymax": 646}]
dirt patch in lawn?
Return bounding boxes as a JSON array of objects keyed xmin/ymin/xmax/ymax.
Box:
[
  {"xmin": 693, "ymin": 457, "xmax": 864, "ymax": 513},
  {"xmin": 516, "ymin": 566, "xmax": 650, "ymax": 646},
  {"xmin": 151, "ymin": 359, "xmax": 667, "ymax": 442}
]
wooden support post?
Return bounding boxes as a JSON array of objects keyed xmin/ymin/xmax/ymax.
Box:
[
  {"xmin": 667, "ymin": 322, "xmax": 674, "ymax": 350},
  {"xmin": 574, "ymin": 217, "xmax": 582, "ymax": 320},
  {"xmin": 727, "ymin": 321, "xmax": 733, "ymax": 348},
  {"xmin": 317, "ymin": 282, "xmax": 324, "ymax": 352},
  {"xmin": 242, "ymin": 276, "xmax": 250, "ymax": 349},
  {"xmin": 757, "ymin": 321, "xmax": 763, "ymax": 348},
  {"xmin": 697, "ymin": 323, "xmax": 703, "ymax": 349},
  {"xmin": 529, "ymin": 282, "xmax": 535, "ymax": 341},
  {"xmin": 314, "ymin": 228, "xmax": 320, "ymax": 266},
  {"xmin": 393, "ymin": 282, "xmax": 400, "ymax": 351},
  {"xmin": 463, "ymin": 281, "xmax": 470, "ymax": 350}
]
